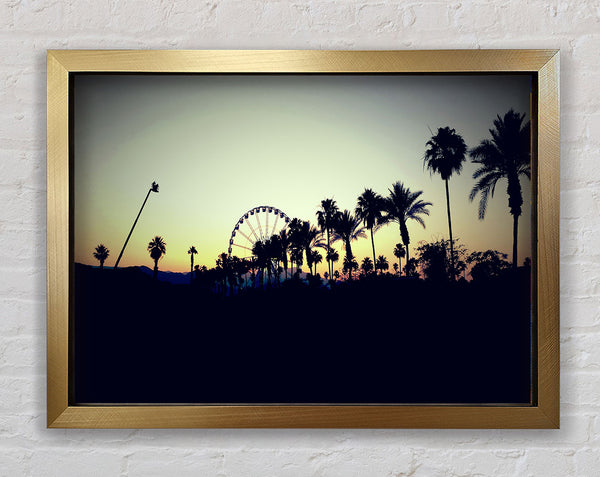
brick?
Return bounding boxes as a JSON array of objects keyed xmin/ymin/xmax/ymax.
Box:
[
  {"xmin": 356, "ymin": 3, "xmax": 402, "ymax": 34},
  {"xmin": 0, "ymin": 335, "xmax": 44, "ymax": 376},
  {"xmin": 0, "ymin": 185, "xmax": 45, "ymax": 226},
  {"xmin": 0, "ymin": 450, "xmax": 32, "ymax": 477},
  {"xmin": 563, "ymin": 370, "xmax": 600, "ymax": 408},
  {"xmin": 0, "ymin": 376, "xmax": 42, "ymax": 413},
  {"xmin": 575, "ymin": 448, "xmax": 600, "ymax": 477},
  {"xmin": 30, "ymin": 451, "xmax": 122, "ymax": 477},
  {"xmin": 406, "ymin": 3, "xmax": 453, "ymax": 32},
  {"xmin": 571, "ymin": 34, "xmax": 600, "ymax": 72},
  {"xmin": 521, "ymin": 449, "xmax": 576, "ymax": 476},
  {"xmin": 0, "ymin": 298, "xmax": 46, "ymax": 337},
  {"xmin": 12, "ymin": 0, "xmax": 67, "ymax": 32},
  {"xmin": 127, "ymin": 449, "xmax": 222, "ymax": 477},
  {"xmin": 0, "ymin": 150, "xmax": 45, "ymax": 187},
  {"xmin": 561, "ymin": 332, "xmax": 600, "ymax": 370},
  {"xmin": 414, "ymin": 449, "xmax": 521, "ymax": 476},
  {"xmin": 562, "ymin": 295, "xmax": 600, "ymax": 328}
]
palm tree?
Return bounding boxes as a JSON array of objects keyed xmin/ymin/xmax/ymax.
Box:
[
  {"xmin": 187, "ymin": 246, "xmax": 197, "ymax": 283},
  {"xmin": 216, "ymin": 252, "xmax": 232, "ymax": 293},
  {"xmin": 326, "ymin": 248, "xmax": 339, "ymax": 278},
  {"xmin": 342, "ymin": 255, "xmax": 359, "ymax": 280},
  {"xmin": 311, "ymin": 250, "xmax": 323, "ymax": 275},
  {"xmin": 393, "ymin": 243, "xmax": 405, "ymax": 275},
  {"xmin": 332, "ymin": 210, "xmax": 366, "ymax": 280},
  {"xmin": 305, "ymin": 225, "xmax": 326, "ymax": 275},
  {"xmin": 93, "ymin": 244, "xmax": 110, "ymax": 269},
  {"xmin": 361, "ymin": 256, "xmax": 374, "ymax": 276},
  {"xmin": 147, "ymin": 236, "xmax": 166, "ymax": 280},
  {"xmin": 383, "ymin": 182, "xmax": 432, "ymax": 266},
  {"xmin": 114, "ymin": 181, "xmax": 159, "ymax": 269},
  {"xmin": 424, "ymin": 126, "xmax": 467, "ymax": 279},
  {"xmin": 356, "ymin": 188, "xmax": 385, "ymax": 267},
  {"xmin": 316, "ymin": 198, "xmax": 340, "ymax": 278},
  {"xmin": 375, "ymin": 255, "xmax": 389, "ymax": 275},
  {"xmin": 287, "ymin": 218, "xmax": 305, "ymax": 275},
  {"xmin": 278, "ymin": 229, "xmax": 291, "ymax": 279},
  {"xmin": 469, "ymin": 109, "xmax": 531, "ymax": 268}
]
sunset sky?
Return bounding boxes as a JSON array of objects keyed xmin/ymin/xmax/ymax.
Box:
[{"xmin": 73, "ymin": 73, "xmax": 532, "ymax": 275}]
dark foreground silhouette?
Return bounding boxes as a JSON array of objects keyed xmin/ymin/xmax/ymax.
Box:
[{"xmin": 73, "ymin": 264, "xmax": 531, "ymax": 405}]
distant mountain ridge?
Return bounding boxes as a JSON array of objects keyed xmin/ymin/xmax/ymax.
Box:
[{"xmin": 138, "ymin": 265, "xmax": 191, "ymax": 284}]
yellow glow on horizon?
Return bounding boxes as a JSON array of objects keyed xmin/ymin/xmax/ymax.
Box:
[{"xmin": 74, "ymin": 74, "xmax": 532, "ymax": 274}]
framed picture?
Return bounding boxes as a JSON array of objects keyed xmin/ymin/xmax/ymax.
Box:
[{"xmin": 47, "ymin": 50, "xmax": 559, "ymax": 428}]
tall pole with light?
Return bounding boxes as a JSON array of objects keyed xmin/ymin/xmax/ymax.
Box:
[{"xmin": 113, "ymin": 181, "xmax": 159, "ymax": 269}]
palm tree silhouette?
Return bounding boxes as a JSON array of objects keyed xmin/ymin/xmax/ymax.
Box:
[
  {"xmin": 393, "ymin": 243, "xmax": 405, "ymax": 276},
  {"xmin": 316, "ymin": 198, "xmax": 340, "ymax": 279},
  {"xmin": 311, "ymin": 249, "xmax": 323, "ymax": 275},
  {"xmin": 384, "ymin": 182, "xmax": 432, "ymax": 266},
  {"xmin": 93, "ymin": 244, "xmax": 110, "ymax": 269},
  {"xmin": 356, "ymin": 188, "xmax": 385, "ymax": 268},
  {"xmin": 288, "ymin": 218, "xmax": 305, "ymax": 275},
  {"xmin": 147, "ymin": 236, "xmax": 166, "ymax": 280},
  {"xmin": 187, "ymin": 246, "xmax": 197, "ymax": 283},
  {"xmin": 278, "ymin": 229, "xmax": 291, "ymax": 279},
  {"xmin": 361, "ymin": 256, "xmax": 374, "ymax": 276},
  {"xmin": 305, "ymin": 224, "xmax": 325, "ymax": 275},
  {"xmin": 326, "ymin": 248, "xmax": 339, "ymax": 278},
  {"xmin": 375, "ymin": 255, "xmax": 389, "ymax": 275},
  {"xmin": 342, "ymin": 255, "xmax": 359, "ymax": 280},
  {"xmin": 424, "ymin": 127, "xmax": 467, "ymax": 280},
  {"xmin": 114, "ymin": 181, "xmax": 159, "ymax": 269},
  {"xmin": 332, "ymin": 210, "xmax": 366, "ymax": 280},
  {"xmin": 469, "ymin": 109, "xmax": 531, "ymax": 268}
]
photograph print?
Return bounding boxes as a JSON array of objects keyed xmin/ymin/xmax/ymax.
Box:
[{"xmin": 72, "ymin": 73, "xmax": 533, "ymax": 405}]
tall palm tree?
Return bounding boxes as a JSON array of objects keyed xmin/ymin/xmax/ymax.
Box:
[
  {"xmin": 326, "ymin": 248, "xmax": 339, "ymax": 278},
  {"xmin": 187, "ymin": 246, "xmax": 197, "ymax": 283},
  {"xmin": 316, "ymin": 198, "xmax": 340, "ymax": 278},
  {"xmin": 311, "ymin": 250, "xmax": 323, "ymax": 275},
  {"xmin": 147, "ymin": 236, "xmax": 166, "ymax": 280},
  {"xmin": 383, "ymin": 182, "xmax": 432, "ymax": 265},
  {"xmin": 305, "ymin": 225, "xmax": 326, "ymax": 275},
  {"xmin": 469, "ymin": 109, "xmax": 531, "ymax": 268},
  {"xmin": 93, "ymin": 244, "xmax": 109, "ymax": 269},
  {"xmin": 278, "ymin": 228, "xmax": 291, "ymax": 279},
  {"xmin": 332, "ymin": 210, "xmax": 367, "ymax": 279},
  {"xmin": 393, "ymin": 243, "xmax": 405, "ymax": 275},
  {"xmin": 287, "ymin": 218, "xmax": 305, "ymax": 275},
  {"xmin": 114, "ymin": 181, "xmax": 159, "ymax": 269},
  {"xmin": 356, "ymin": 188, "xmax": 385, "ymax": 267},
  {"xmin": 424, "ymin": 126, "xmax": 467, "ymax": 279}
]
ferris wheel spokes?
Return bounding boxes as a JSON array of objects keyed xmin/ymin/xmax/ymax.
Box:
[{"xmin": 227, "ymin": 206, "xmax": 291, "ymax": 257}]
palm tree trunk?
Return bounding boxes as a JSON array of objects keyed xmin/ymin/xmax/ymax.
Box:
[
  {"xmin": 512, "ymin": 214, "xmax": 519, "ymax": 269},
  {"xmin": 326, "ymin": 228, "xmax": 331, "ymax": 278},
  {"xmin": 370, "ymin": 227, "xmax": 376, "ymax": 267},
  {"xmin": 190, "ymin": 256, "xmax": 194, "ymax": 284},
  {"xmin": 114, "ymin": 188, "xmax": 152, "ymax": 269},
  {"xmin": 153, "ymin": 259, "xmax": 158, "ymax": 280},
  {"xmin": 445, "ymin": 179, "xmax": 455, "ymax": 280}
]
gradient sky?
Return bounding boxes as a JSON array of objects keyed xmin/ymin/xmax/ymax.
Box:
[{"xmin": 73, "ymin": 73, "xmax": 532, "ymax": 274}]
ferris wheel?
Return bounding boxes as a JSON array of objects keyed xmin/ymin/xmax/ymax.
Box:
[{"xmin": 227, "ymin": 206, "xmax": 291, "ymax": 257}]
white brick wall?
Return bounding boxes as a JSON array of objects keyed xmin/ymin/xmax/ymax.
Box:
[{"xmin": 0, "ymin": 0, "xmax": 598, "ymax": 475}]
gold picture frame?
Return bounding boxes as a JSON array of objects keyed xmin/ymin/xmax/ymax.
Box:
[{"xmin": 47, "ymin": 50, "xmax": 559, "ymax": 428}]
